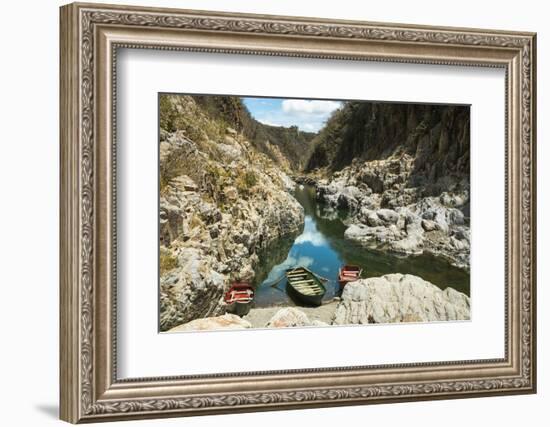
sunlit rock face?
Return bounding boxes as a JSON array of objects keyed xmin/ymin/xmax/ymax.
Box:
[
  {"xmin": 168, "ymin": 314, "xmax": 252, "ymax": 332},
  {"xmin": 332, "ymin": 274, "xmax": 470, "ymax": 325}
]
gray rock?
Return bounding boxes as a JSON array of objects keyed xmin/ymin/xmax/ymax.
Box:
[
  {"xmin": 198, "ymin": 202, "xmax": 222, "ymax": 225},
  {"xmin": 381, "ymin": 189, "xmax": 418, "ymax": 208},
  {"xmin": 377, "ymin": 208, "xmax": 399, "ymax": 224},
  {"xmin": 160, "ymin": 249, "xmax": 227, "ymax": 331},
  {"xmin": 168, "ymin": 314, "xmax": 252, "ymax": 332},
  {"xmin": 171, "ymin": 175, "xmax": 198, "ymax": 192},
  {"xmin": 389, "ymin": 235, "xmax": 423, "ymax": 255},
  {"xmin": 452, "ymin": 228, "xmax": 470, "ymax": 241},
  {"xmin": 223, "ymin": 186, "xmax": 238, "ymax": 201},
  {"xmin": 421, "ymin": 219, "xmax": 440, "ymax": 232},
  {"xmin": 440, "ymin": 191, "xmax": 468, "ymax": 208},
  {"xmin": 237, "ymin": 264, "xmax": 255, "ymax": 282},
  {"xmin": 359, "ymin": 169, "xmax": 385, "ymax": 193},
  {"xmin": 266, "ymin": 307, "xmax": 312, "ymax": 328},
  {"xmin": 332, "ymin": 274, "xmax": 470, "ymax": 325},
  {"xmin": 447, "ymin": 208, "xmax": 465, "ymax": 225},
  {"xmin": 361, "ymin": 209, "xmax": 382, "ymax": 227},
  {"xmin": 208, "ymin": 224, "xmax": 220, "ymax": 239},
  {"xmin": 279, "ymin": 173, "xmax": 296, "ymax": 192},
  {"xmin": 217, "ymin": 143, "xmax": 242, "ymax": 161},
  {"xmin": 342, "ymin": 194, "xmax": 470, "ymax": 269},
  {"xmin": 344, "ymin": 223, "xmax": 404, "ymax": 248}
]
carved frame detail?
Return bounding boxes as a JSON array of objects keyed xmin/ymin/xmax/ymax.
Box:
[{"xmin": 60, "ymin": 2, "xmax": 536, "ymax": 423}]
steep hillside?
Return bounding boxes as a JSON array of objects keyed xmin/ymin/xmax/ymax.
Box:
[
  {"xmin": 188, "ymin": 95, "xmax": 316, "ymax": 171},
  {"xmin": 245, "ymin": 123, "xmax": 316, "ymax": 171}
]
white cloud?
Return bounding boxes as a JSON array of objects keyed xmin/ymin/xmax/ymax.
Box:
[
  {"xmin": 301, "ymin": 123, "xmax": 318, "ymax": 132},
  {"xmin": 257, "ymin": 115, "xmax": 327, "ymax": 132},
  {"xmin": 257, "ymin": 118, "xmax": 278, "ymax": 127},
  {"xmin": 282, "ymin": 100, "xmax": 341, "ymax": 115},
  {"xmin": 246, "ymin": 99, "xmax": 341, "ymax": 133},
  {"xmin": 295, "ymin": 256, "xmax": 315, "ymax": 268},
  {"xmin": 294, "ymin": 230, "xmax": 327, "ymax": 247}
]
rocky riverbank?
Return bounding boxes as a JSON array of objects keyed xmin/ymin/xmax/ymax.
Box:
[
  {"xmin": 159, "ymin": 95, "xmax": 305, "ymax": 331},
  {"xmin": 302, "ymin": 156, "xmax": 470, "ymax": 270},
  {"xmin": 302, "ymin": 101, "xmax": 470, "ymax": 271},
  {"xmin": 166, "ymin": 274, "xmax": 469, "ymax": 332}
]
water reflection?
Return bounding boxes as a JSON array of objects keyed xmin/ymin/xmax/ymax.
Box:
[{"xmin": 254, "ymin": 185, "xmax": 470, "ymax": 307}]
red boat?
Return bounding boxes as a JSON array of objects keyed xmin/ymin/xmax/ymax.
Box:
[
  {"xmin": 338, "ymin": 265, "xmax": 362, "ymax": 287},
  {"xmin": 224, "ymin": 282, "xmax": 254, "ymax": 316}
]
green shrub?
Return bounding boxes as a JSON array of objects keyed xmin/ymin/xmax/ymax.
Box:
[
  {"xmin": 234, "ymin": 170, "xmax": 258, "ymax": 196},
  {"xmin": 159, "ymin": 248, "xmax": 178, "ymax": 275},
  {"xmin": 244, "ymin": 171, "xmax": 257, "ymax": 188}
]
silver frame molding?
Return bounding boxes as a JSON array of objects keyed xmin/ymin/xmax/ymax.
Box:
[{"xmin": 60, "ymin": 2, "xmax": 537, "ymax": 423}]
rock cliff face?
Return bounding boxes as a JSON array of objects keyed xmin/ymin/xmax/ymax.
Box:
[
  {"xmin": 306, "ymin": 102, "xmax": 469, "ymax": 178},
  {"xmin": 159, "ymin": 95, "xmax": 305, "ymax": 331},
  {"xmin": 332, "ymin": 274, "xmax": 470, "ymax": 325},
  {"xmin": 305, "ymin": 102, "xmax": 470, "ymax": 269}
]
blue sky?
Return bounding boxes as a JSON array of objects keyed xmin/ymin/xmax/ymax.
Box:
[{"xmin": 243, "ymin": 97, "xmax": 341, "ymax": 133}]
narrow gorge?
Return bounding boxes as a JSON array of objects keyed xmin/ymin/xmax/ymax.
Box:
[{"xmin": 159, "ymin": 95, "xmax": 471, "ymax": 332}]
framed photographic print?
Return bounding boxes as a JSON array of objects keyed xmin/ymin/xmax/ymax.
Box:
[{"xmin": 60, "ymin": 2, "xmax": 537, "ymax": 423}]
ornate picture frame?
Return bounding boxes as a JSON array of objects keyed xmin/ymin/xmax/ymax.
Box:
[{"xmin": 60, "ymin": 2, "xmax": 536, "ymax": 423}]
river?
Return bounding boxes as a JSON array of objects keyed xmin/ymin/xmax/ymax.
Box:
[{"xmin": 254, "ymin": 185, "xmax": 469, "ymax": 307}]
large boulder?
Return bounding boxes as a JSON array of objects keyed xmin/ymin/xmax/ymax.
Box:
[
  {"xmin": 160, "ymin": 248, "xmax": 227, "ymax": 331},
  {"xmin": 168, "ymin": 314, "xmax": 252, "ymax": 332},
  {"xmin": 316, "ymin": 178, "xmax": 371, "ymax": 213},
  {"xmin": 376, "ymin": 208, "xmax": 399, "ymax": 224},
  {"xmin": 344, "ymin": 223, "xmax": 404, "ymax": 248},
  {"xmin": 359, "ymin": 168, "xmax": 385, "ymax": 193},
  {"xmin": 336, "ymin": 186, "xmax": 364, "ymax": 210},
  {"xmin": 388, "ymin": 212, "xmax": 424, "ymax": 255},
  {"xmin": 265, "ymin": 307, "xmax": 312, "ymax": 328},
  {"xmin": 332, "ymin": 274, "xmax": 470, "ymax": 325},
  {"xmin": 359, "ymin": 208, "xmax": 383, "ymax": 227},
  {"xmin": 421, "ymin": 219, "xmax": 440, "ymax": 232}
]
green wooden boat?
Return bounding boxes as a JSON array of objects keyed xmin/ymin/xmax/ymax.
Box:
[{"xmin": 285, "ymin": 266, "xmax": 326, "ymax": 306}]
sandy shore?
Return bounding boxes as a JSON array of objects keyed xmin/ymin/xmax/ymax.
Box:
[{"xmin": 243, "ymin": 299, "xmax": 340, "ymax": 328}]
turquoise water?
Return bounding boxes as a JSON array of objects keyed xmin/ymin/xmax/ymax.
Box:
[{"xmin": 254, "ymin": 185, "xmax": 470, "ymax": 307}]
